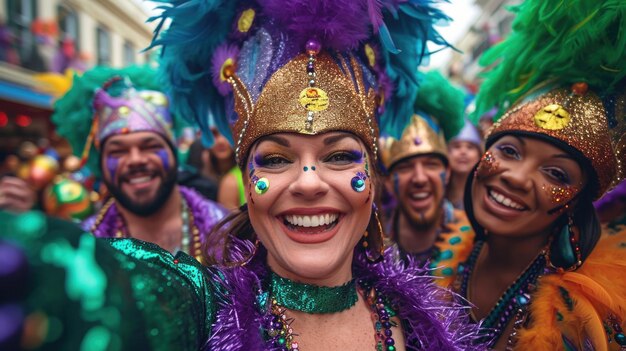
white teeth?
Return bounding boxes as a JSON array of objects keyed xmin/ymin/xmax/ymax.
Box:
[
  {"xmin": 303, "ymin": 216, "xmax": 311, "ymax": 227},
  {"xmin": 489, "ymin": 190, "xmax": 525, "ymax": 210},
  {"xmin": 128, "ymin": 176, "xmax": 152, "ymax": 184},
  {"xmin": 411, "ymin": 192, "xmax": 429, "ymax": 200},
  {"xmin": 284, "ymin": 213, "xmax": 339, "ymax": 227}
]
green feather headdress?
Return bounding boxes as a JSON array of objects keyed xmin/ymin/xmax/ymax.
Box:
[
  {"xmin": 472, "ymin": 0, "xmax": 626, "ymax": 122},
  {"xmin": 414, "ymin": 70, "xmax": 465, "ymax": 141}
]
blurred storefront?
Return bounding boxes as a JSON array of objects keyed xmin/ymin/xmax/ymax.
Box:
[{"xmin": 0, "ymin": 0, "xmax": 155, "ymax": 157}]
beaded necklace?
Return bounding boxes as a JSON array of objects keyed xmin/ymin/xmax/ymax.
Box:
[
  {"xmin": 92, "ymin": 196, "xmax": 202, "ymax": 260},
  {"xmin": 456, "ymin": 240, "xmax": 546, "ymax": 348},
  {"xmin": 265, "ymin": 274, "xmax": 398, "ymax": 351}
]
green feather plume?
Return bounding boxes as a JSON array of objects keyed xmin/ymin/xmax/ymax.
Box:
[
  {"xmin": 472, "ymin": 0, "xmax": 626, "ymax": 122},
  {"xmin": 413, "ymin": 70, "xmax": 465, "ymax": 140},
  {"xmin": 51, "ymin": 65, "xmax": 183, "ymax": 178}
]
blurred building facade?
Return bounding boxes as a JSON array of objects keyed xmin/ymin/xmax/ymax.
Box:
[
  {"xmin": 0, "ymin": 0, "xmax": 155, "ymax": 154},
  {"xmin": 446, "ymin": 0, "xmax": 521, "ymax": 95}
]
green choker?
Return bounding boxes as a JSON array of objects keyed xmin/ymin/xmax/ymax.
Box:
[{"xmin": 269, "ymin": 272, "xmax": 358, "ymax": 314}]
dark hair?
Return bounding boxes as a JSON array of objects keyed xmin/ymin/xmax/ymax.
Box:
[{"xmin": 186, "ymin": 139, "xmax": 205, "ymax": 171}]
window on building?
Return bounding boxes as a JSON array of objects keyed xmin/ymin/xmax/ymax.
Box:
[
  {"xmin": 123, "ymin": 41, "xmax": 135, "ymax": 65},
  {"xmin": 57, "ymin": 4, "xmax": 80, "ymax": 51},
  {"xmin": 96, "ymin": 26, "xmax": 111, "ymax": 66},
  {"xmin": 6, "ymin": 0, "xmax": 45, "ymax": 71},
  {"xmin": 498, "ymin": 15, "xmax": 515, "ymax": 37}
]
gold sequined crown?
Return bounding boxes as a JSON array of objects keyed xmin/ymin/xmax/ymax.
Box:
[
  {"xmin": 487, "ymin": 85, "xmax": 625, "ymax": 198},
  {"xmin": 382, "ymin": 114, "xmax": 447, "ymax": 170},
  {"xmin": 225, "ymin": 52, "xmax": 379, "ymax": 165}
]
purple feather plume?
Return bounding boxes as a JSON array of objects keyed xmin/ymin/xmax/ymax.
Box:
[
  {"xmin": 211, "ymin": 43, "xmax": 241, "ymax": 96},
  {"xmin": 368, "ymin": 0, "xmax": 384, "ymax": 33},
  {"xmin": 257, "ymin": 0, "xmax": 381, "ymax": 51}
]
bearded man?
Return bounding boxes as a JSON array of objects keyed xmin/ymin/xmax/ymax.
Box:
[
  {"xmin": 52, "ymin": 68, "xmax": 227, "ymax": 262},
  {"xmin": 381, "ymin": 71, "xmax": 475, "ymax": 286}
]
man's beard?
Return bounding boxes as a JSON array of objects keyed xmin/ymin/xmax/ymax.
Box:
[
  {"xmin": 105, "ymin": 166, "xmax": 178, "ymax": 217},
  {"xmin": 400, "ymin": 199, "xmax": 444, "ymax": 231}
]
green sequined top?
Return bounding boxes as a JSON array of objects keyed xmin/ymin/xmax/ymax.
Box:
[{"xmin": 1, "ymin": 210, "xmax": 215, "ymax": 351}]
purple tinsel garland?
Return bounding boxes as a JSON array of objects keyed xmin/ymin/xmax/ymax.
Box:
[
  {"xmin": 205, "ymin": 241, "xmax": 485, "ymax": 351},
  {"xmin": 84, "ymin": 186, "xmax": 227, "ymax": 245}
]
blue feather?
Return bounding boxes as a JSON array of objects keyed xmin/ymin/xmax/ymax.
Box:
[
  {"xmin": 150, "ymin": 0, "xmax": 237, "ymax": 146},
  {"xmin": 378, "ymin": 0, "xmax": 453, "ymax": 139}
]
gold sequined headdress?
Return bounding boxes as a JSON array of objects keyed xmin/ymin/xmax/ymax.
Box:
[
  {"xmin": 487, "ymin": 85, "xmax": 625, "ymax": 198},
  {"xmin": 227, "ymin": 52, "xmax": 378, "ymax": 165},
  {"xmin": 151, "ymin": 0, "xmax": 453, "ymax": 167},
  {"xmin": 382, "ymin": 114, "xmax": 447, "ymax": 170},
  {"xmin": 472, "ymin": 0, "xmax": 626, "ymax": 199}
]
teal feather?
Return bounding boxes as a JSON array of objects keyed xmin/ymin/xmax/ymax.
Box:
[
  {"xmin": 149, "ymin": 0, "xmax": 238, "ymax": 146},
  {"xmin": 379, "ymin": 1, "xmax": 452, "ymax": 139}
]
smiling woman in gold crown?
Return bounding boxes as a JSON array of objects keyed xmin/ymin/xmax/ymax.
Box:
[
  {"xmin": 141, "ymin": 0, "xmax": 487, "ymax": 350},
  {"xmin": 2, "ymin": 2, "xmax": 488, "ymax": 349},
  {"xmin": 448, "ymin": 0, "xmax": 626, "ymax": 350}
]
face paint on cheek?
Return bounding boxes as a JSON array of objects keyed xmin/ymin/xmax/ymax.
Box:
[
  {"xmin": 475, "ymin": 151, "xmax": 500, "ymax": 179},
  {"xmin": 439, "ymin": 170, "xmax": 447, "ymax": 186},
  {"xmin": 106, "ymin": 156, "xmax": 119, "ymax": 182},
  {"xmin": 155, "ymin": 148, "xmax": 171, "ymax": 171},
  {"xmin": 542, "ymin": 184, "xmax": 580, "ymax": 206},
  {"xmin": 351, "ymin": 171, "xmax": 367, "ymax": 192}
]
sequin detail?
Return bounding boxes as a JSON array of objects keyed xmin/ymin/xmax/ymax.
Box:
[{"xmin": 269, "ymin": 272, "xmax": 358, "ymax": 314}]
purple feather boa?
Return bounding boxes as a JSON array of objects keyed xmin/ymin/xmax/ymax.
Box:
[
  {"xmin": 205, "ymin": 242, "xmax": 485, "ymax": 351},
  {"xmin": 83, "ymin": 186, "xmax": 227, "ymax": 245}
]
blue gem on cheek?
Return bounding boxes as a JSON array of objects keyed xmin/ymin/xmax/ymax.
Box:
[{"xmin": 351, "ymin": 177, "xmax": 366, "ymax": 192}]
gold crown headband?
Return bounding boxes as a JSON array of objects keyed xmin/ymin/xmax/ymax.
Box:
[
  {"xmin": 487, "ymin": 85, "xmax": 625, "ymax": 198},
  {"xmin": 382, "ymin": 114, "xmax": 448, "ymax": 170},
  {"xmin": 223, "ymin": 52, "xmax": 379, "ymax": 166}
]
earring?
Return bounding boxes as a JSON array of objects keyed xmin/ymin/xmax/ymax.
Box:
[
  {"xmin": 351, "ymin": 171, "xmax": 367, "ymax": 192},
  {"xmin": 546, "ymin": 214, "xmax": 582, "ymax": 272},
  {"xmin": 364, "ymin": 205, "xmax": 386, "ymax": 263},
  {"xmin": 255, "ymin": 177, "xmax": 269, "ymax": 194}
]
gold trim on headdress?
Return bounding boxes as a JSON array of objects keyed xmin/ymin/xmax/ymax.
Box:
[
  {"xmin": 382, "ymin": 114, "xmax": 447, "ymax": 170},
  {"xmin": 227, "ymin": 52, "xmax": 378, "ymax": 165},
  {"xmin": 488, "ymin": 87, "xmax": 625, "ymax": 197}
]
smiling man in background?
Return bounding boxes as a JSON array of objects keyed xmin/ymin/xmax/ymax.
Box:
[
  {"xmin": 52, "ymin": 67, "xmax": 226, "ymax": 262},
  {"xmin": 382, "ymin": 71, "xmax": 474, "ymax": 287}
]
